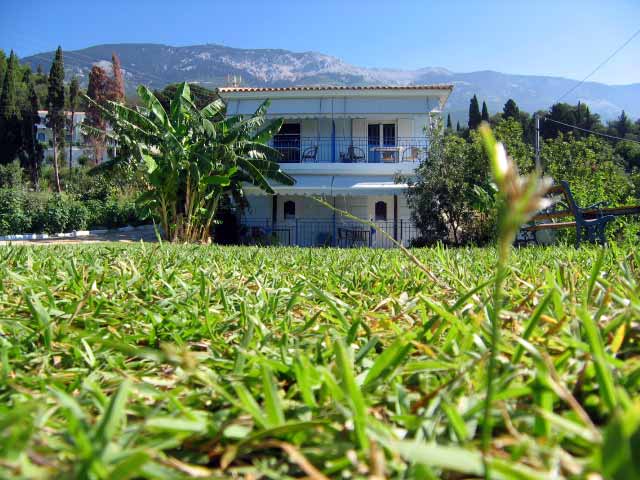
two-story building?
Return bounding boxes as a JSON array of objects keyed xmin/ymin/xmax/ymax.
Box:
[
  {"xmin": 218, "ymin": 84, "xmax": 453, "ymax": 247},
  {"xmin": 36, "ymin": 110, "xmax": 111, "ymax": 165}
]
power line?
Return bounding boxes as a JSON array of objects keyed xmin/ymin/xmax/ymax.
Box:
[
  {"xmin": 543, "ymin": 117, "xmax": 640, "ymax": 144},
  {"xmin": 556, "ymin": 27, "xmax": 640, "ymax": 103}
]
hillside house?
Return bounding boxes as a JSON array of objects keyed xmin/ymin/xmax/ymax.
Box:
[{"xmin": 217, "ymin": 84, "xmax": 453, "ymax": 247}]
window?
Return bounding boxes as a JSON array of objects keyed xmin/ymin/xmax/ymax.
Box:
[
  {"xmin": 284, "ymin": 200, "xmax": 296, "ymax": 220},
  {"xmin": 375, "ymin": 201, "xmax": 387, "ymax": 221},
  {"xmin": 273, "ymin": 123, "xmax": 301, "ymax": 163},
  {"xmin": 37, "ymin": 133, "xmax": 46, "ymax": 142},
  {"xmin": 368, "ymin": 123, "xmax": 396, "ymax": 162}
]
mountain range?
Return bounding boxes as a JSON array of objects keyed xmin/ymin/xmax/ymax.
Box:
[{"xmin": 21, "ymin": 43, "xmax": 640, "ymax": 122}]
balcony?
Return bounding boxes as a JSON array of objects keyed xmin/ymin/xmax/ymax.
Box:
[
  {"xmin": 269, "ymin": 136, "xmax": 428, "ymax": 164},
  {"xmin": 240, "ymin": 218, "xmax": 419, "ymax": 248}
]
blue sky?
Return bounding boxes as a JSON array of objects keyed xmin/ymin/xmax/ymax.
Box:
[{"xmin": 1, "ymin": 0, "xmax": 639, "ymax": 84}]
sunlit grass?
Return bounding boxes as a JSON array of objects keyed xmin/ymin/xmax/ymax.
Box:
[{"xmin": 0, "ymin": 243, "xmax": 638, "ymax": 479}]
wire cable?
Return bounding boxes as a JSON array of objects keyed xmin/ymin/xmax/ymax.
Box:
[
  {"xmin": 543, "ymin": 117, "xmax": 640, "ymax": 144},
  {"xmin": 555, "ymin": 27, "xmax": 640, "ymax": 103}
]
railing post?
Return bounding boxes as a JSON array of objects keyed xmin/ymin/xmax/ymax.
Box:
[{"xmin": 393, "ymin": 195, "xmax": 398, "ymax": 241}]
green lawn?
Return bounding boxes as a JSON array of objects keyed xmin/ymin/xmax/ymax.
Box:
[{"xmin": 1, "ymin": 244, "xmax": 638, "ymax": 479}]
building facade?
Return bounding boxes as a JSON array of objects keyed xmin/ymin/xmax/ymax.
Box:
[
  {"xmin": 36, "ymin": 110, "xmax": 110, "ymax": 165},
  {"xmin": 217, "ymin": 84, "xmax": 453, "ymax": 247}
]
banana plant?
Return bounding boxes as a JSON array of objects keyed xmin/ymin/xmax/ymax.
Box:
[{"xmin": 83, "ymin": 82, "xmax": 294, "ymax": 242}]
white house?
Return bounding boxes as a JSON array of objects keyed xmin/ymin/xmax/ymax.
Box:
[
  {"xmin": 36, "ymin": 110, "xmax": 110, "ymax": 164},
  {"xmin": 217, "ymin": 84, "xmax": 453, "ymax": 247}
]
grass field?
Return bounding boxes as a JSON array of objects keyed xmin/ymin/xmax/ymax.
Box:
[{"xmin": 0, "ymin": 243, "xmax": 639, "ymax": 479}]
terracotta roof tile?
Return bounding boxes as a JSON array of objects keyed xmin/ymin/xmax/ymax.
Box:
[{"xmin": 217, "ymin": 84, "xmax": 454, "ymax": 93}]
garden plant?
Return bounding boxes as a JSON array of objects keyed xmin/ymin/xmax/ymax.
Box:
[{"xmin": 84, "ymin": 82, "xmax": 294, "ymax": 243}]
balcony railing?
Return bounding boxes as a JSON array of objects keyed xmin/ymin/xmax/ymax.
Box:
[
  {"xmin": 240, "ymin": 218, "xmax": 419, "ymax": 248},
  {"xmin": 269, "ymin": 136, "xmax": 428, "ymax": 163}
]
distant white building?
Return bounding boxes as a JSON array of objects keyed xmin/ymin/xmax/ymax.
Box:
[
  {"xmin": 36, "ymin": 110, "xmax": 110, "ymax": 164},
  {"xmin": 217, "ymin": 84, "xmax": 453, "ymax": 247}
]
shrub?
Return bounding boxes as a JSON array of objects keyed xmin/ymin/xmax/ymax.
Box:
[
  {"xmin": 541, "ymin": 134, "xmax": 634, "ymax": 206},
  {"xmin": 0, "ymin": 189, "xmax": 31, "ymax": 235},
  {"xmin": 32, "ymin": 195, "xmax": 72, "ymax": 233},
  {"xmin": 66, "ymin": 201, "xmax": 89, "ymax": 231},
  {"xmin": 406, "ymin": 119, "xmax": 491, "ymax": 246},
  {"xmin": 63, "ymin": 169, "xmax": 118, "ymax": 201},
  {"xmin": 0, "ymin": 161, "xmax": 24, "ymax": 189}
]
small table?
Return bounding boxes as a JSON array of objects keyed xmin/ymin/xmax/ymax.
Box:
[
  {"xmin": 372, "ymin": 146, "xmax": 405, "ymax": 163},
  {"xmin": 338, "ymin": 227, "xmax": 370, "ymax": 247}
]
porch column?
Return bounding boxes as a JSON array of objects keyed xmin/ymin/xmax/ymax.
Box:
[
  {"xmin": 272, "ymin": 195, "xmax": 278, "ymax": 226},
  {"xmin": 332, "ymin": 196, "xmax": 337, "ymax": 246},
  {"xmin": 331, "ymin": 120, "xmax": 336, "ymax": 163},
  {"xmin": 393, "ymin": 195, "xmax": 398, "ymax": 241}
]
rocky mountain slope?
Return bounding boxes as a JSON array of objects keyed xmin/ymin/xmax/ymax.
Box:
[{"xmin": 22, "ymin": 43, "xmax": 640, "ymax": 121}]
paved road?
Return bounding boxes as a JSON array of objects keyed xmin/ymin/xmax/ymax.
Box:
[{"xmin": 0, "ymin": 226, "xmax": 159, "ymax": 245}]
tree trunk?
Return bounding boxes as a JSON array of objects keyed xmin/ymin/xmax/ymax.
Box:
[
  {"xmin": 69, "ymin": 110, "xmax": 74, "ymax": 172},
  {"xmin": 52, "ymin": 128, "xmax": 62, "ymax": 193}
]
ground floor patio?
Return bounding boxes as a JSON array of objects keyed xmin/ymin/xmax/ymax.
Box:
[{"xmin": 239, "ymin": 194, "xmax": 418, "ymax": 247}]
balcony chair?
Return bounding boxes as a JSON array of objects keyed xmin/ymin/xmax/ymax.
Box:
[
  {"xmin": 301, "ymin": 145, "xmax": 319, "ymax": 162},
  {"xmin": 402, "ymin": 146, "xmax": 427, "ymax": 163},
  {"xmin": 340, "ymin": 145, "xmax": 365, "ymax": 163}
]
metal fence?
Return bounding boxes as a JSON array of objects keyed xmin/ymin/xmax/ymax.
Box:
[
  {"xmin": 269, "ymin": 136, "xmax": 428, "ymax": 164},
  {"xmin": 239, "ymin": 218, "xmax": 419, "ymax": 248}
]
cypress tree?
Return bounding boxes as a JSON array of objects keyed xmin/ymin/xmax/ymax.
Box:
[
  {"xmin": 85, "ymin": 65, "xmax": 109, "ymax": 164},
  {"xmin": 0, "ymin": 51, "xmax": 20, "ymax": 118},
  {"xmin": 468, "ymin": 95, "xmax": 481, "ymax": 129},
  {"xmin": 446, "ymin": 113, "xmax": 452, "ymax": 129},
  {"xmin": 481, "ymin": 101, "xmax": 489, "ymax": 122},
  {"xmin": 68, "ymin": 77, "xmax": 80, "ymax": 171},
  {"xmin": 47, "ymin": 46, "xmax": 65, "ymax": 192},
  {"xmin": 22, "ymin": 79, "xmax": 43, "ymax": 185},
  {"xmin": 110, "ymin": 52, "xmax": 125, "ymax": 102},
  {"xmin": 616, "ymin": 110, "xmax": 630, "ymax": 138},
  {"xmin": 456, "ymin": 121, "xmax": 460, "ymax": 132},
  {"xmin": 503, "ymin": 99, "xmax": 519, "ymax": 120},
  {"xmin": 0, "ymin": 50, "xmax": 7, "ymax": 89},
  {"xmin": 0, "ymin": 51, "xmax": 22, "ymax": 165}
]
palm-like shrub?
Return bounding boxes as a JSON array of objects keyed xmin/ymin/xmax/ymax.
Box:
[{"xmin": 84, "ymin": 82, "xmax": 293, "ymax": 242}]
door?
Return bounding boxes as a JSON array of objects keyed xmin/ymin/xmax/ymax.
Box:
[
  {"xmin": 273, "ymin": 123, "xmax": 300, "ymax": 162},
  {"xmin": 367, "ymin": 123, "xmax": 396, "ymax": 163},
  {"xmin": 368, "ymin": 196, "xmax": 394, "ymax": 247}
]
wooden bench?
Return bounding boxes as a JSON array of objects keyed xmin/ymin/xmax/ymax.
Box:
[{"xmin": 523, "ymin": 180, "xmax": 615, "ymax": 248}]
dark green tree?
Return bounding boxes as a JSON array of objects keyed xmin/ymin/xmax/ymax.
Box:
[
  {"xmin": 446, "ymin": 113, "xmax": 452, "ymax": 130},
  {"xmin": 68, "ymin": 76, "xmax": 80, "ymax": 171},
  {"xmin": 468, "ymin": 95, "xmax": 481, "ymax": 130},
  {"xmin": 46, "ymin": 46, "xmax": 65, "ymax": 192},
  {"xmin": 456, "ymin": 121, "xmax": 460, "ymax": 132},
  {"xmin": 0, "ymin": 51, "xmax": 22, "ymax": 165},
  {"xmin": 155, "ymin": 83, "xmax": 220, "ymax": 110},
  {"xmin": 503, "ymin": 99, "xmax": 519, "ymax": 120},
  {"xmin": 542, "ymin": 102, "xmax": 603, "ymax": 139},
  {"xmin": 615, "ymin": 110, "xmax": 631, "ymax": 138},
  {"xmin": 21, "ymin": 79, "xmax": 43, "ymax": 185},
  {"xmin": 481, "ymin": 101, "xmax": 489, "ymax": 122},
  {"xmin": 0, "ymin": 50, "xmax": 7, "ymax": 88}
]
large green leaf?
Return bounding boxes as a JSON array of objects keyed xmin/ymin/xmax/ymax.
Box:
[
  {"xmin": 200, "ymin": 98, "xmax": 226, "ymax": 119},
  {"xmin": 137, "ymin": 85, "xmax": 169, "ymax": 129}
]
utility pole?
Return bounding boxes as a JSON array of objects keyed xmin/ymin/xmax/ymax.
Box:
[{"xmin": 534, "ymin": 113, "xmax": 541, "ymax": 171}]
